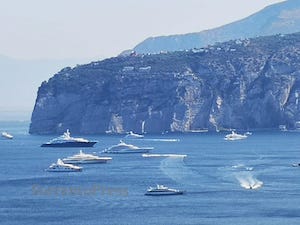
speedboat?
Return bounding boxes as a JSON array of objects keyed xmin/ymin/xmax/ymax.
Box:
[
  {"xmin": 279, "ymin": 125, "xmax": 287, "ymax": 131},
  {"xmin": 241, "ymin": 182, "xmax": 263, "ymax": 190},
  {"xmin": 124, "ymin": 131, "xmax": 144, "ymax": 139},
  {"xmin": 292, "ymin": 163, "xmax": 300, "ymax": 167},
  {"xmin": 1, "ymin": 132, "xmax": 13, "ymax": 139},
  {"xmin": 145, "ymin": 184, "xmax": 184, "ymax": 196},
  {"xmin": 41, "ymin": 129, "xmax": 97, "ymax": 147},
  {"xmin": 224, "ymin": 131, "xmax": 247, "ymax": 141},
  {"xmin": 63, "ymin": 150, "xmax": 112, "ymax": 164},
  {"xmin": 103, "ymin": 140, "xmax": 153, "ymax": 154},
  {"xmin": 46, "ymin": 159, "xmax": 82, "ymax": 172}
]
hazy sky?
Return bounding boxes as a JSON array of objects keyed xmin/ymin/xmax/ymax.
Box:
[
  {"xmin": 0, "ymin": 0, "xmax": 287, "ymax": 120},
  {"xmin": 0, "ymin": 0, "xmax": 284, "ymax": 60}
]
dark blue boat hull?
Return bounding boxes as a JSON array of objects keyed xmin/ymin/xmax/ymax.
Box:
[{"xmin": 41, "ymin": 142, "xmax": 97, "ymax": 147}]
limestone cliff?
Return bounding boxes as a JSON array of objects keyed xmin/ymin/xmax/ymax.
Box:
[{"xmin": 30, "ymin": 33, "xmax": 300, "ymax": 134}]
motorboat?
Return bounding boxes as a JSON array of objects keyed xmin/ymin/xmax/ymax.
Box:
[
  {"xmin": 1, "ymin": 132, "xmax": 13, "ymax": 139},
  {"xmin": 46, "ymin": 159, "xmax": 82, "ymax": 172},
  {"xmin": 279, "ymin": 125, "xmax": 287, "ymax": 131},
  {"xmin": 145, "ymin": 184, "xmax": 184, "ymax": 196},
  {"xmin": 241, "ymin": 182, "xmax": 263, "ymax": 190},
  {"xmin": 63, "ymin": 150, "xmax": 112, "ymax": 164},
  {"xmin": 124, "ymin": 131, "xmax": 144, "ymax": 139},
  {"xmin": 41, "ymin": 129, "xmax": 97, "ymax": 147},
  {"xmin": 224, "ymin": 131, "xmax": 247, "ymax": 141},
  {"xmin": 292, "ymin": 163, "xmax": 300, "ymax": 167},
  {"xmin": 103, "ymin": 140, "xmax": 153, "ymax": 154}
]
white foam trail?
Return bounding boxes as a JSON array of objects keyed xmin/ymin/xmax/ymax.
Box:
[
  {"xmin": 231, "ymin": 163, "xmax": 253, "ymax": 171},
  {"xmin": 142, "ymin": 154, "xmax": 187, "ymax": 158},
  {"xmin": 142, "ymin": 138, "xmax": 180, "ymax": 142},
  {"xmin": 159, "ymin": 157, "xmax": 208, "ymax": 187},
  {"xmin": 232, "ymin": 163, "xmax": 245, "ymax": 169},
  {"xmin": 235, "ymin": 172, "xmax": 263, "ymax": 190}
]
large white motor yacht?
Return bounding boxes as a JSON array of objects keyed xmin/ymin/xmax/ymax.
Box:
[
  {"xmin": 46, "ymin": 159, "xmax": 82, "ymax": 172},
  {"xmin": 63, "ymin": 150, "xmax": 112, "ymax": 164},
  {"xmin": 124, "ymin": 131, "xmax": 144, "ymax": 139},
  {"xmin": 224, "ymin": 131, "xmax": 248, "ymax": 141},
  {"xmin": 1, "ymin": 132, "xmax": 13, "ymax": 139},
  {"xmin": 103, "ymin": 140, "xmax": 153, "ymax": 154},
  {"xmin": 41, "ymin": 129, "xmax": 97, "ymax": 147},
  {"xmin": 145, "ymin": 184, "xmax": 184, "ymax": 196}
]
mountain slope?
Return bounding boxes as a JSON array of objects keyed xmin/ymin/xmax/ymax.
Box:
[
  {"xmin": 133, "ymin": 0, "xmax": 300, "ymax": 54},
  {"xmin": 30, "ymin": 32, "xmax": 300, "ymax": 134}
]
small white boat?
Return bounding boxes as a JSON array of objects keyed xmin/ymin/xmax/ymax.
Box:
[
  {"xmin": 292, "ymin": 163, "xmax": 300, "ymax": 167},
  {"xmin": 1, "ymin": 132, "xmax": 13, "ymax": 139},
  {"xmin": 224, "ymin": 131, "xmax": 247, "ymax": 141},
  {"xmin": 103, "ymin": 140, "xmax": 153, "ymax": 154},
  {"xmin": 242, "ymin": 182, "xmax": 263, "ymax": 190},
  {"xmin": 145, "ymin": 184, "xmax": 184, "ymax": 196},
  {"xmin": 243, "ymin": 184, "xmax": 260, "ymax": 190},
  {"xmin": 46, "ymin": 159, "xmax": 82, "ymax": 172},
  {"xmin": 63, "ymin": 150, "xmax": 112, "ymax": 164},
  {"xmin": 279, "ymin": 125, "xmax": 287, "ymax": 131},
  {"xmin": 124, "ymin": 131, "xmax": 144, "ymax": 139}
]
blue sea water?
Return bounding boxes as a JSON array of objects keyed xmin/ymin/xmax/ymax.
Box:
[{"xmin": 1, "ymin": 121, "xmax": 300, "ymax": 225}]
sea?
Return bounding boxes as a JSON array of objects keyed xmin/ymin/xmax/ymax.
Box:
[{"xmin": 1, "ymin": 121, "xmax": 300, "ymax": 225}]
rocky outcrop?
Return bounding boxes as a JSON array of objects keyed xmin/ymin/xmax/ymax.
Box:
[
  {"xmin": 132, "ymin": 0, "xmax": 300, "ymax": 55},
  {"xmin": 30, "ymin": 33, "xmax": 300, "ymax": 134}
]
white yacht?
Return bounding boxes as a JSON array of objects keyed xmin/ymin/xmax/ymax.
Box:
[
  {"xmin": 224, "ymin": 131, "xmax": 248, "ymax": 141},
  {"xmin": 41, "ymin": 129, "xmax": 97, "ymax": 147},
  {"xmin": 63, "ymin": 150, "xmax": 112, "ymax": 164},
  {"xmin": 124, "ymin": 131, "xmax": 144, "ymax": 139},
  {"xmin": 145, "ymin": 185, "xmax": 184, "ymax": 196},
  {"xmin": 1, "ymin": 132, "xmax": 13, "ymax": 139},
  {"xmin": 46, "ymin": 159, "xmax": 82, "ymax": 172},
  {"xmin": 103, "ymin": 140, "xmax": 153, "ymax": 154}
]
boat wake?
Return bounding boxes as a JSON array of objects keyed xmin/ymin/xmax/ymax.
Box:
[
  {"xmin": 142, "ymin": 138, "xmax": 180, "ymax": 142},
  {"xmin": 235, "ymin": 172, "xmax": 263, "ymax": 190},
  {"xmin": 143, "ymin": 154, "xmax": 187, "ymax": 158},
  {"xmin": 159, "ymin": 157, "xmax": 205, "ymax": 186},
  {"xmin": 231, "ymin": 163, "xmax": 253, "ymax": 171},
  {"xmin": 217, "ymin": 162, "xmax": 264, "ymax": 190}
]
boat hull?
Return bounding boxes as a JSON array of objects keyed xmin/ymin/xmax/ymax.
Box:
[
  {"xmin": 1, "ymin": 134, "xmax": 13, "ymax": 139},
  {"xmin": 145, "ymin": 191, "xmax": 184, "ymax": 196},
  {"xmin": 104, "ymin": 148, "xmax": 152, "ymax": 154},
  {"xmin": 46, "ymin": 168, "xmax": 82, "ymax": 172},
  {"xmin": 224, "ymin": 137, "xmax": 247, "ymax": 141},
  {"xmin": 62, "ymin": 159, "xmax": 110, "ymax": 164},
  {"xmin": 41, "ymin": 141, "xmax": 97, "ymax": 147},
  {"xmin": 125, "ymin": 136, "xmax": 144, "ymax": 139}
]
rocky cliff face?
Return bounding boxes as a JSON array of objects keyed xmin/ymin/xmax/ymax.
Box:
[
  {"xmin": 30, "ymin": 33, "xmax": 300, "ymax": 134},
  {"xmin": 132, "ymin": 0, "xmax": 300, "ymax": 54}
]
